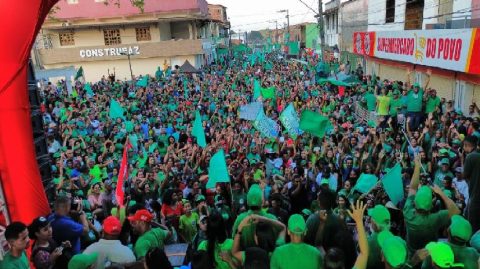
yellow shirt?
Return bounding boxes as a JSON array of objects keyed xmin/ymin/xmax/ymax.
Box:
[{"xmin": 377, "ymin": 95, "xmax": 391, "ymax": 116}]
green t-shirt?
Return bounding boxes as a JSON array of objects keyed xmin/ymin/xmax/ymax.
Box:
[
  {"xmin": 403, "ymin": 196, "xmax": 449, "ymax": 254},
  {"xmin": 232, "ymin": 210, "xmax": 277, "ymax": 249},
  {"xmin": 365, "ymin": 93, "xmax": 377, "ymax": 112},
  {"xmin": 270, "ymin": 242, "xmax": 322, "ymax": 269},
  {"xmin": 367, "ymin": 232, "xmax": 383, "ymax": 269},
  {"xmin": 389, "ymin": 97, "xmax": 403, "ymax": 116},
  {"xmin": 433, "ymin": 170, "xmax": 454, "ymax": 187},
  {"xmin": 0, "ymin": 251, "xmax": 29, "ymax": 269},
  {"xmin": 134, "ymin": 228, "xmax": 169, "ymax": 259},
  {"xmin": 198, "ymin": 239, "xmax": 234, "ymax": 269},
  {"xmin": 406, "ymin": 89, "xmax": 424, "ymax": 112},
  {"xmin": 376, "ymin": 95, "xmax": 391, "ymax": 116},
  {"xmin": 179, "ymin": 212, "xmax": 199, "ymax": 243},
  {"xmin": 425, "ymin": 96, "xmax": 441, "ymax": 113}
]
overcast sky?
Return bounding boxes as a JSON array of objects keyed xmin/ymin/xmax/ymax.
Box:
[{"xmin": 208, "ymin": 0, "xmax": 319, "ymax": 32}]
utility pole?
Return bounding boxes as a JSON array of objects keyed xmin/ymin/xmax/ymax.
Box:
[
  {"xmin": 317, "ymin": 0, "xmax": 325, "ymax": 59},
  {"xmin": 120, "ymin": 52, "xmax": 134, "ymax": 81},
  {"xmin": 245, "ymin": 31, "xmax": 248, "ymax": 45},
  {"xmin": 278, "ymin": 10, "xmax": 290, "ymax": 35}
]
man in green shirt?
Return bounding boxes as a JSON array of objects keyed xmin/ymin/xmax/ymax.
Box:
[
  {"xmin": 389, "ymin": 90, "xmax": 403, "ymax": 118},
  {"xmin": 425, "ymin": 89, "xmax": 441, "ymax": 115},
  {"xmin": 364, "ymin": 88, "xmax": 377, "ymax": 112},
  {"xmin": 179, "ymin": 201, "xmax": 199, "ymax": 243},
  {"xmin": 403, "ymin": 157, "xmax": 460, "ymax": 256},
  {"xmin": 425, "ymin": 242, "xmax": 465, "ymax": 268},
  {"xmin": 231, "ymin": 184, "xmax": 277, "ymax": 249},
  {"xmin": 0, "ymin": 222, "xmax": 30, "ymax": 269},
  {"xmin": 422, "ymin": 215, "xmax": 478, "ymax": 269},
  {"xmin": 406, "ymin": 69, "xmax": 430, "ymax": 130},
  {"xmin": 271, "ymin": 214, "xmax": 322, "ymax": 269},
  {"xmin": 367, "ymin": 205, "xmax": 391, "ymax": 269},
  {"xmin": 128, "ymin": 209, "xmax": 171, "ymax": 259}
]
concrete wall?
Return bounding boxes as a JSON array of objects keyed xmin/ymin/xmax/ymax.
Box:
[
  {"xmin": 171, "ymin": 21, "xmax": 191, "ymax": 39},
  {"xmin": 368, "ymin": 0, "xmax": 406, "ymax": 31},
  {"xmin": 340, "ymin": 0, "xmax": 368, "ymax": 51}
]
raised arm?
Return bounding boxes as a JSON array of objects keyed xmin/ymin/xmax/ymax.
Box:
[
  {"xmin": 348, "ymin": 200, "xmax": 369, "ymax": 269},
  {"xmin": 408, "ymin": 155, "xmax": 422, "ymax": 196}
]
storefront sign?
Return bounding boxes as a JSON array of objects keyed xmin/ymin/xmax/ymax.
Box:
[
  {"xmin": 353, "ymin": 29, "xmax": 480, "ymax": 75},
  {"xmin": 353, "ymin": 32, "xmax": 375, "ymax": 57},
  {"xmin": 79, "ymin": 46, "xmax": 140, "ymax": 58}
]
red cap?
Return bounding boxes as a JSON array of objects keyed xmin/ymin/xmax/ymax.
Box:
[
  {"xmin": 127, "ymin": 209, "xmax": 153, "ymax": 222},
  {"xmin": 103, "ymin": 216, "xmax": 121, "ymax": 235}
]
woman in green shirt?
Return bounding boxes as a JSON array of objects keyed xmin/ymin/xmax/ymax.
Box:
[{"xmin": 197, "ymin": 211, "xmax": 236, "ymax": 269}]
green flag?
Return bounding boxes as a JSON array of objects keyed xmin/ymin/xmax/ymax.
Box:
[
  {"xmin": 89, "ymin": 165, "xmax": 102, "ymax": 180},
  {"xmin": 192, "ymin": 111, "xmax": 207, "ymax": 148},
  {"xmin": 253, "ymin": 79, "xmax": 261, "ymax": 100},
  {"xmin": 136, "ymin": 75, "xmax": 148, "ymax": 87},
  {"xmin": 288, "ymin": 41, "xmax": 300, "ymax": 55},
  {"xmin": 353, "ymin": 173, "xmax": 378, "ymax": 193},
  {"xmin": 109, "ymin": 99, "xmax": 125, "ymax": 120},
  {"xmin": 207, "ymin": 149, "xmax": 230, "ymax": 189},
  {"xmin": 261, "ymin": 86, "xmax": 275, "ymax": 99},
  {"xmin": 299, "ymin": 110, "xmax": 331, "ymax": 138},
  {"xmin": 125, "ymin": 120, "xmax": 134, "ymax": 132},
  {"xmin": 74, "ymin": 66, "xmax": 84, "ymax": 80},
  {"xmin": 71, "ymin": 88, "xmax": 78, "ymax": 98},
  {"xmin": 382, "ymin": 163, "xmax": 404, "ymax": 205},
  {"xmin": 85, "ymin": 83, "xmax": 94, "ymax": 97}
]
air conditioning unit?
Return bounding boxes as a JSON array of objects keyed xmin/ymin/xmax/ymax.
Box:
[{"xmin": 62, "ymin": 22, "xmax": 72, "ymax": 27}]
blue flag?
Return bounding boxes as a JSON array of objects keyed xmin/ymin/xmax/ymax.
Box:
[
  {"xmin": 239, "ymin": 102, "xmax": 263, "ymax": 121},
  {"xmin": 253, "ymin": 110, "xmax": 279, "ymax": 138},
  {"xmin": 279, "ymin": 103, "xmax": 302, "ymax": 138}
]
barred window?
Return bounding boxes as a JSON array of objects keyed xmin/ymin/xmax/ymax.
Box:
[
  {"xmin": 59, "ymin": 32, "xmax": 75, "ymax": 46},
  {"xmin": 135, "ymin": 27, "xmax": 151, "ymax": 41},
  {"xmin": 104, "ymin": 29, "xmax": 121, "ymax": 45}
]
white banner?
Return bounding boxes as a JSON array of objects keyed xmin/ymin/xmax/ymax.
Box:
[
  {"xmin": 79, "ymin": 46, "xmax": 140, "ymax": 58},
  {"xmin": 374, "ymin": 29, "xmax": 473, "ymax": 73}
]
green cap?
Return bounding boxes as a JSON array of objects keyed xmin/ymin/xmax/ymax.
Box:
[
  {"xmin": 368, "ymin": 205, "xmax": 391, "ymax": 229},
  {"xmin": 452, "ymin": 139, "xmax": 462, "ymax": 145},
  {"xmin": 367, "ymin": 120, "xmax": 377, "ymax": 128},
  {"xmin": 449, "ymin": 215, "xmax": 472, "ymax": 242},
  {"xmin": 247, "ymin": 184, "xmax": 263, "ymax": 207},
  {"xmin": 68, "ymin": 253, "xmax": 98, "ymax": 269},
  {"xmin": 301, "ymin": 209, "xmax": 312, "ymax": 216},
  {"xmin": 320, "ymin": 178, "xmax": 329, "ymax": 185},
  {"xmin": 415, "ymin": 186, "xmax": 433, "ymax": 211},
  {"xmin": 288, "ymin": 214, "xmax": 307, "ymax": 235},
  {"xmin": 393, "ymin": 89, "xmax": 400, "ymax": 95},
  {"xmin": 439, "ymin": 148, "xmax": 449, "ymax": 155},
  {"xmin": 413, "ymin": 82, "xmax": 420, "ymax": 88},
  {"xmin": 195, "ymin": 194, "xmax": 206, "ymax": 203},
  {"xmin": 440, "ymin": 158, "xmax": 450, "ymax": 166},
  {"xmin": 378, "ymin": 231, "xmax": 407, "ymax": 268},
  {"xmin": 426, "ymin": 242, "xmax": 464, "ymax": 268},
  {"xmin": 470, "ymin": 231, "xmax": 480, "ymax": 252}
]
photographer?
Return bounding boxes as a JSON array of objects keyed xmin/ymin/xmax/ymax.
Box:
[{"xmin": 48, "ymin": 195, "xmax": 90, "ymax": 254}]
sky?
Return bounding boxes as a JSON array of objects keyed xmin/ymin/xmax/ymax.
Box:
[{"xmin": 208, "ymin": 0, "xmax": 319, "ymax": 32}]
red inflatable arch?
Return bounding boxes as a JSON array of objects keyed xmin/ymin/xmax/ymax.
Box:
[{"xmin": 0, "ymin": 0, "xmax": 59, "ymax": 224}]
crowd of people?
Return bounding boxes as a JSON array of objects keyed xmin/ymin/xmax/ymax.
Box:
[{"xmin": 1, "ymin": 49, "xmax": 480, "ymax": 269}]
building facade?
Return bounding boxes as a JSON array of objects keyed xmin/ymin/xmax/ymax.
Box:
[
  {"xmin": 353, "ymin": 0, "xmax": 480, "ymax": 113},
  {"xmin": 323, "ymin": 0, "xmax": 341, "ymax": 47},
  {"xmin": 33, "ymin": 0, "xmax": 229, "ymax": 82}
]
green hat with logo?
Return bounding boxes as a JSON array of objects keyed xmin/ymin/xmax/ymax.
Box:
[
  {"xmin": 378, "ymin": 231, "xmax": 407, "ymax": 268},
  {"xmin": 414, "ymin": 186, "xmax": 433, "ymax": 211},
  {"xmin": 440, "ymin": 158, "xmax": 450, "ymax": 166},
  {"xmin": 301, "ymin": 208, "xmax": 312, "ymax": 216},
  {"xmin": 368, "ymin": 205, "xmax": 391, "ymax": 229},
  {"xmin": 195, "ymin": 194, "xmax": 206, "ymax": 203},
  {"xmin": 320, "ymin": 178, "xmax": 329, "ymax": 185},
  {"xmin": 247, "ymin": 184, "xmax": 263, "ymax": 207},
  {"xmin": 449, "ymin": 215, "xmax": 472, "ymax": 242},
  {"xmin": 288, "ymin": 214, "xmax": 307, "ymax": 235},
  {"xmin": 413, "ymin": 82, "xmax": 420, "ymax": 88},
  {"xmin": 68, "ymin": 253, "xmax": 98, "ymax": 269},
  {"xmin": 426, "ymin": 242, "xmax": 464, "ymax": 268}
]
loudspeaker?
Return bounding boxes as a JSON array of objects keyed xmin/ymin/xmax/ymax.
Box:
[
  {"xmin": 27, "ymin": 59, "xmax": 54, "ymax": 201},
  {"xmin": 31, "ymin": 109, "xmax": 44, "ymax": 139},
  {"xmin": 28, "ymin": 84, "xmax": 41, "ymax": 110}
]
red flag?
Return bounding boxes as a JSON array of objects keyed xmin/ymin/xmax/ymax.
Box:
[
  {"xmin": 338, "ymin": 86, "xmax": 345, "ymax": 97},
  {"xmin": 116, "ymin": 140, "xmax": 131, "ymax": 207}
]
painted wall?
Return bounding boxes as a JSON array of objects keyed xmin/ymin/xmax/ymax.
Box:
[
  {"xmin": 52, "ymin": 0, "xmax": 209, "ymax": 20},
  {"xmin": 340, "ymin": 0, "xmax": 368, "ymax": 51},
  {"xmin": 368, "ymin": 0, "xmax": 406, "ymax": 31},
  {"xmin": 305, "ymin": 23, "xmax": 319, "ymax": 49}
]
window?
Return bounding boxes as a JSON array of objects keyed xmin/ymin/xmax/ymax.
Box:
[
  {"xmin": 59, "ymin": 32, "xmax": 75, "ymax": 46},
  {"xmin": 135, "ymin": 27, "xmax": 151, "ymax": 41},
  {"xmin": 67, "ymin": 0, "xmax": 78, "ymax": 4},
  {"xmin": 386, "ymin": 0, "xmax": 396, "ymax": 23},
  {"xmin": 103, "ymin": 29, "xmax": 121, "ymax": 45}
]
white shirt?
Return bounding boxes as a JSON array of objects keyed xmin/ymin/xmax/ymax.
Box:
[
  {"xmin": 453, "ymin": 177, "xmax": 469, "ymax": 204},
  {"xmin": 83, "ymin": 239, "xmax": 136, "ymax": 269}
]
